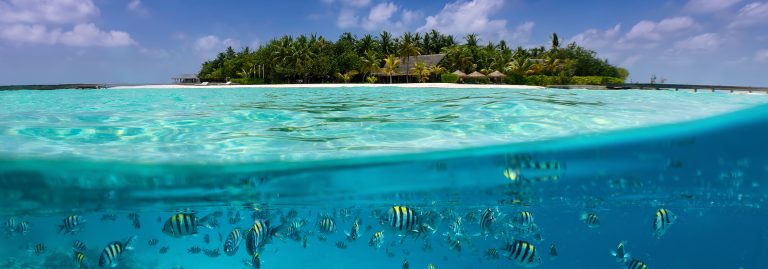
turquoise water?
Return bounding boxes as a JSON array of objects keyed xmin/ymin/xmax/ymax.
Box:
[{"xmin": 1, "ymin": 87, "xmax": 767, "ymax": 269}]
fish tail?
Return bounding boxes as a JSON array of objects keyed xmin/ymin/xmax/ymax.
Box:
[
  {"xmin": 198, "ymin": 214, "xmax": 215, "ymax": 229},
  {"xmin": 123, "ymin": 235, "xmax": 137, "ymax": 250}
]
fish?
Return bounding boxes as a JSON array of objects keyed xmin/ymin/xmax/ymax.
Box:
[
  {"xmin": 98, "ymin": 235, "xmax": 136, "ymax": 268},
  {"xmin": 159, "ymin": 246, "xmax": 169, "ymax": 254},
  {"xmin": 446, "ymin": 235, "xmax": 462, "ymax": 252},
  {"xmin": 58, "ymin": 215, "xmax": 85, "ymax": 234},
  {"xmin": 408, "ymin": 223, "xmax": 436, "ymax": 240},
  {"xmin": 427, "ymin": 263, "xmax": 437, "ymax": 269},
  {"xmin": 187, "ymin": 246, "xmax": 202, "ymax": 254},
  {"xmin": 302, "ymin": 235, "xmax": 309, "ymax": 248},
  {"xmin": 464, "ymin": 211, "xmax": 478, "ymax": 223},
  {"xmin": 161, "ymin": 213, "xmax": 214, "ymax": 238},
  {"xmin": 549, "ymin": 243, "xmax": 558, "ymax": 258},
  {"xmin": 623, "ymin": 258, "xmax": 649, "ymax": 269},
  {"xmin": 369, "ymin": 231, "xmax": 384, "ymax": 249},
  {"xmin": 317, "ymin": 234, "xmax": 327, "ymax": 242},
  {"xmin": 611, "ymin": 241, "xmax": 629, "ymax": 262},
  {"xmin": 16, "ymin": 221, "xmax": 30, "ymax": 235},
  {"xmin": 502, "ymin": 240, "xmax": 542, "ymax": 268},
  {"xmin": 147, "ymin": 238, "xmax": 159, "ymax": 246},
  {"xmin": 5, "ymin": 217, "xmax": 19, "ymax": 233},
  {"xmin": 512, "ymin": 211, "xmax": 535, "ymax": 228},
  {"xmin": 335, "ymin": 241, "xmax": 348, "ymax": 249},
  {"xmin": 449, "ymin": 217, "xmax": 463, "ymax": 235},
  {"xmin": 29, "ymin": 243, "xmax": 46, "ymax": 255},
  {"xmin": 478, "ymin": 208, "xmax": 499, "ymax": 237},
  {"xmin": 73, "ymin": 240, "xmax": 88, "ymax": 251},
  {"xmin": 484, "ymin": 248, "xmax": 500, "ymax": 260},
  {"xmin": 317, "ymin": 215, "xmax": 336, "ymax": 234},
  {"xmin": 581, "ymin": 212, "xmax": 600, "ymax": 228},
  {"xmin": 383, "ymin": 206, "xmax": 419, "ymax": 234},
  {"xmin": 74, "ymin": 250, "xmax": 88, "ymax": 268},
  {"xmin": 243, "ymin": 253, "xmax": 261, "ymax": 269},
  {"xmin": 246, "ymin": 219, "xmax": 278, "ymax": 256},
  {"xmin": 204, "ymin": 234, "xmax": 210, "ymax": 244},
  {"xmin": 224, "ymin": 228, "xmax": 243, "ymax": 256},
  {"xmin": 653, "ymin": 208, "xmax": 676, "ymax": 239},
  {"xmin": 402, "ymin": 259, "xmax": 409, "ymax": 269},
  {"xmin": 203, "ymin": 248, "xmax": 220, "ymax": 258},
  {"xmin": 345, "ymin": 218, "xmax": 360, "ymax": 241}
]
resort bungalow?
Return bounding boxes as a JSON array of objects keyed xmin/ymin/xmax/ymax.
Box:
[
  {"xmin": 172, "ymin": 74, "xmax": 201, "ymax": 84},
  {"xmin": 376, "ymin": 54, "xmax": 446, "ymax": 83}
]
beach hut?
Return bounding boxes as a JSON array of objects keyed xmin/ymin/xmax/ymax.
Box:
[
  {"xmin": 452, "ymin": 70, "xmax": 467, "ymax": 77},
  {"xmin": 172, "ymin": 74, "xmax": 200, "ymax": 84},
  {"xmin": 466, "ymin": 71, "xmax": 487, "ymax": 84},
  {"xmin": 487, "ymin": 70, "xmax": 506, "ymax": 83}
]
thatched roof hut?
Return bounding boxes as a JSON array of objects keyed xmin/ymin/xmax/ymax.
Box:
[
  {"xmin": 487, "ymin": 71, "xmax": 506, "ymax": 78},
  {"xmin": 172, "ymin": 74, "xmax": 200, "ymax": 84},
  {"xmin": 452, "ymin": 70, "xmax": 467, "ymax": 77},
  {"xmin": 374, "ymin": 54, "xmax": 446, "ymax": 77},
  {"xmin": 466, "ymin": 71, "xmax": 487, "ymax": 78}
]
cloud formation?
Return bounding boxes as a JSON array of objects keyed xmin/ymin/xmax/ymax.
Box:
[
  {"xmin": 0, "ymin": 0, "xmax": 135, "ymax": 47},
  {"xmin": 194, "ymin": 35, "xmax": 239, "ymax": 58},
  {"xmin": 756, "ymin": 49, "xmax": 768, "ymax": 62},
  {"xmin": 417, "ymin": 0, "xmax": 511, "ymax": 40},
  {"xmin": 335, "ymin": 1, "xmax": 420, "ymax": 32},
  {"xmin": 673, "ymin": 33, "xmax": 723, "ymax": 51},
  {"xmin": 684, "ymin": 0, "xmax": 742, "ymax": 13},
  {"xmin": 729, "ymin": 2, "xmax": 768, "ymax": 28}
]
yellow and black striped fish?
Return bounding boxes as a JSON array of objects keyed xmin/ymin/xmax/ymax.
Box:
[
  {"xmin": 512, "ymin": 211, "xmax": 535, "ymax": 228},
  {"xmin": 625, "ymin": 258, "xmax": 649, "ymax": 269},
  {"xmin": 98, "ymin": 236, "xmax": 136, "ymax": 267},
  {"xmin": 502, "ymin": 240, "xmax": 542, "ymax": 267},
  {"xmin": 369, "ymin": 231, "xmax": 384, "ymax": 249},
  {"xmin": 317, "ymin": 215, "xmax": 336, "ymax": 234},
  {"xmin": 250, "ymin": 253, "xmax": 261, "ymax": 269},
  {"xmin": 73, "ymin": 251, "xmax": 88, "ymax": 268},
  {"xmin": 246, "ymin": 219, "xmax": 274, "ymax": 256},
  {"xmin": 161, "ymin": 213, "xmax": 214, "ymax": 238},
  {"xmin": 385, "ymin": 206, "xmax": 419, "ymax": 233},
  {"xmin": 653, "ymin": 208, "xmax": 676, "ymax": 239},
  {"xmin": 73, "ymin": 240, "xmax": 87, "ymax": 251},
  {"xmin": 479, "ymin": 208, "xmax": 498, "ymax": 236},
  {"xmin": 581, "ymin": 212, "xmax": 600, "ymax": 228},
  {"xmin": 16, "ymin": 220, "xmax": 29, "ymax": 235},
  {"xmin": 224, "ymin": 228, "xmax": 242, "ymax": 255},
  {"xmin": 29, "ymin": 243, "xmax": 45, "ymax": 255},
  {"xmin": 58, "ymin": 215, "xmax": 85, "ymax": 234}
]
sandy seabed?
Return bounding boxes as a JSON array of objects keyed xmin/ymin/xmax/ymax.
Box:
[{"xmin": 110, "ymin": 83, "xmax": 545, "ymax": 90}]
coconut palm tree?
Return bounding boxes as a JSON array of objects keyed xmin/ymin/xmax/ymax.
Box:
[
  {"xmin": 335, "ymin": 70, "xmax": 358, "ymax": 83},
  {"xmin": 382, "ymin": 54, "xmax": 401, "ymax": 84},
  {"xmin": 378, "ymin": 31, "xmax": 394, "ymax": 56},
  {"xmin": 360, "ymin": 50, "xmax": 381, "ymax": 81},
  {"xmin": 398, "ymin": 32, "xmax": 422, "ymax": 83},
  {"xmin": 410, "ymin": 62, "xmax": 431, "ymax": 83}
]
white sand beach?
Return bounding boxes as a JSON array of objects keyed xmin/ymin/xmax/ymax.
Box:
[{"xmin": 111, "ymin": 83, "xmax": 546, "ymax": 90}]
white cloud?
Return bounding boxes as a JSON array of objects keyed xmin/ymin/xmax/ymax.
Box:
[
  {"xmin": 684, "ymin": 0, "xmax": 742, "ymax": 13},
  {"xmin": 756, "ymin": 49, "xmax": 768, "ymax": 62},
  {"xmin": 139, "ymin": 47, "xmax": 169, "ymax": 58},
  {"xmin": 509, "ymin": 21, "xmax": 534, "ymax": 43},
  {"xmin": 337, "ymin": 8, "xmax": 359, "ymax": 28},
  {"xmin": 0, "ymin": 23, "xmax": 135, "ymax": 47},
  {"xmin": 621, "ymin": 55, "xmax": 642, "ymax": 67},
  {"xmin": 673, "ymin": 33, "xmax": 723, "ymax": 51},
  {"xmin": 127, "ymin": 0, "xmax": 149, "ymax": 15},
  {"xmin": 569, "ymin": 24, "xmax": 622, "ymax": 49},
  {"xmin": 729, "ymin": 2, "xmax": 768, "ymax": 28},
  {"xmin": 417, "ymin": 0, "xmax": 509, "ymax": 40},
  {"xmin": 0, "ymin": 0, "xmax": 98, "ymax": 24},
  {"xmin": 624, "ymin": 17, "xmax": 696, "ymax": 41},
  {"xmin": 337, "ymin": 2, "xmax": 421, "ymax": 32},
  {"xmin": 322, "ymin": 0, "xmax": 371, "ymax": 8},
  {"xmin": 194, "ymin": 35, "xmax": 239, "ymax": 58}
]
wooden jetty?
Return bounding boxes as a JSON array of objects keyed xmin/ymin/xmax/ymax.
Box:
[
  {"xmin": 550, "ymin": 83, "xmax": 768, "ymax": 93},
  {"xmin": 0, "ymin": 84, "xmax": 108, "ymax": 91}
]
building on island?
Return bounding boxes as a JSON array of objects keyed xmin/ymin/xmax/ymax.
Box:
[{"xmin": 172, "ymin": 74, "xmax": 200, "ymax": 84}]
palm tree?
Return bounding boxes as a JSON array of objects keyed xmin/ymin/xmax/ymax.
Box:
[
  {"xmin": 360, "ymin": 50, "xmax": 381, "ymax": 81},
  {"xmin": 357, "ymin": 34, "xmax": 377, "ymax": 55},
  {"xmin": 335, "ymin": 70, "xmax": 358, "ymax": 83},
  {"xmin": 410, "ymin": 62, "xmax": 431, "ymax": 83},
  {"xmin": 550, "ymin": 32, "xmax": 560, "ymax": 50},
  {"xmin": 382, "ymin": 54, "xmax": 401, "ymax": 84},
  {"xmin": 506, "ymin": 57, "xmax": 534, "ymax": 75},
  {"xmin": 378, "ymin": 31, "xmax": 394, "ymax": 56},
  {"xmin": 398, "ymin": 32, "xmax": 422, "ymax": 83}
]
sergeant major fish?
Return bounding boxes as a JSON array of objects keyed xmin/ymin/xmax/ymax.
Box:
[
  {"xmin": 581, "ymin": 212, "xmax": 600, "ymax": 228},
  {"xmin": 369, "ymin": 231, "xmax": 384, "ymax": 249},
  {"xmin": 98, "ymin": 235, "xmax": 136, "ymax": 268},
  {"xmin": 161, "ymin": 213, "xmax": 214, "ymax": 238},
  {"xmin": 224, "ymin": 228, "xmax": 243, "ymax": 256},
  {"xmin": 58, "ymin": 215, "xmax": 85, "ymax": 234},
  {"xmin": 653, "ymin": 208, "xmax": 676, "ymax": 239},
  {"xmin": 502, "ymin": 240, "xmax": 542, "ymax": 268}
]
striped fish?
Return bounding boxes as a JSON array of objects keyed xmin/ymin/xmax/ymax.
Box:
[
  {"xmin": 98, "ymin": 235, "xmax": 136, "ymax": 268},
  {"xmin": 345, "ymin": 218, "xmax": 360, "ymax": 241},
  {"xmin": 317, "ymin": 215, "xmax": 336, "ymax": 234},
  {"xmin": 147, "ymin": 238, "xmax": 159, "ymax": 246},
  {"xmin": 369, "ymin": 231, "xmax": 384, "ymax": 249},
  {"xmin": 5, "ymin": 217, "xmax": 18, "ymax": 232},
  {"xmin": 624, "ymin": 258, "xmax": 649, "ymax": 269},
  {"xmin": 58, "ymin": 215, "xmax": 85, "ymax": 234},
  {"xmin": 611, "ymin": 241, "xmax": 629, "ymax": 262},
  {"xmin": 446, "ymin": 235, "xmax": 462, "ymax": 252},
  {"xmin": 161, "ymin": 213, "xmax": 213, "ymax": 238},
  {"xmin": 73, "ymin": 240, "xmax": 87, "ymax": 251},
  {"xmin": 224, "ymin": 228, "xmax": 243, "ymax": 256},
  {"xmin": 479, "ymin": 208, "xmax": 498, "ymax": 236},
  {"xmin": 653, "ymin": 208, "xmax": 676, "ymax": 239},
  {"xmin": 29, "ymin": 243, "xmax": 46, "ymax": 255},
  {"xmin": 246, "ymin": 253, "xmax": 261, "ymax": 269},
  {"xmin": 16, "ymin": 221, "xmax": 30, "ymax": 235},
  {"xmin": 74, "ymin": 251, "xmax": 88, "ymax": 269},
  {"xmin": 502, "ymin": 240, "xmax": 542, "ymax": 268},
  {"xmin": 581, "ymin": 212, "xmax": 601, "ymax": 228},
  {"xmin": 485, "ymin": 248, "xmax": 500, "ymax": 260},
  {"xmin": 246, "ymin": 219, "xmax": 272, "ymax": 256},
  {"xmin": 385, "ymin": 206, "xmax": 419, "ymax": 233},
  {"xmin": 512, "ymin": 211, "xmax": 535, "ymax": 228},
  {"xmin": 408, "ymin": 222, "xmax": 435, "ymax": 240}
]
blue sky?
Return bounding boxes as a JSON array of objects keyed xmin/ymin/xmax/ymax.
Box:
[{"xmin": 1, "ymin": 0, "xmax": 767, "ymax": 85}]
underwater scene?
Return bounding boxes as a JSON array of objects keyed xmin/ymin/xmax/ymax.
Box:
[{"xmin": 1, "ymin": 87, "xmax": 767, "ymax": 269}]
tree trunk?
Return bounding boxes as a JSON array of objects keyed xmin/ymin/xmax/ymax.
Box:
[{"xmin": 405, "ymin": 58, "xmax": 410, "ymax": 83}]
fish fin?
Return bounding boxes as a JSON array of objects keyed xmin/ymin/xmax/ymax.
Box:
[
  {"xmin": 198, "ymin": 214, "xmax": 215, "ymax": 229},
  {"xmin": 123, "ymin": 235, "xmax": 137, "ymax": 250},
  {"xmin": 610, "ymin": 250, "xmax": 616, "ymax": 257}
]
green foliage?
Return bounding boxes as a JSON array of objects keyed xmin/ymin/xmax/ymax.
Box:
[
  {"xmin": 502, "ymin": 73, "xmax": 525, "ymax": 85},
  {"xmin": 570, "ymin": 76, "xmax": 626, "ymax": 85},
  {"xmin": 465, "ymin": 77, "xmax": 491, "ymax": 84},
  {"xmin": 441, "ymin": 73, "xmax": 459, "ymax": 83},
  {"xmin": 366, "ymin": 75, "xmax": 378, "ymax": 84},
  {"xmin": 524, "ymin": 75, "xmax": 553, "ymax": 86},
  {"xmin": 229, "ymin": 78, "xmax": 264, "ymax": 85}
]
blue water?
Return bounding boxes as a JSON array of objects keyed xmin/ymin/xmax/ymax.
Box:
[{"xmin": 1, "ymin": 87, "xmax": 767, "ymax": 269}]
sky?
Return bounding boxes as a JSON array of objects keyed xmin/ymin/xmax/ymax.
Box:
[{"xmin": 0, "ymin": 0, "xmax": 767, "ymax": 86}]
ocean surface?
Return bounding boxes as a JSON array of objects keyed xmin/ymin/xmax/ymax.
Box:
[{"xmin": 0, "ymin": 86, "xmax": 767, "ymax": 269}]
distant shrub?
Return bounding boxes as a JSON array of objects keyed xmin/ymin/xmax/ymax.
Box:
[
  {"xmin": 503, "ymin": 73, "xmax": 525, "ymax": 85},
  {"xmin": 441, "ymin": 73, "xmax": 460, "ymax": 83},
  {"xmin": 229, "ymin": 78, "xmax": 264, "ymax": 85},
  {"xmin": 366, "ymin": 75, "xmax": 378, "ymax": 84},
  {"xmin": 571, "ymin": 76, "xmax": 625, "ymax": 85},
  {"xmin": 466, "ymin": 77, "xmax": 491, "ymax": 84},
  {"xmin": 524, "ymin": 75, "xmax": 553, "ymax": 86}
]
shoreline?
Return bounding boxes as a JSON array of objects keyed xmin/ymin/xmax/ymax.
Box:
[{"xmin": 110, "ymin": 83, "xmax": 545, "ymax": 90}]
